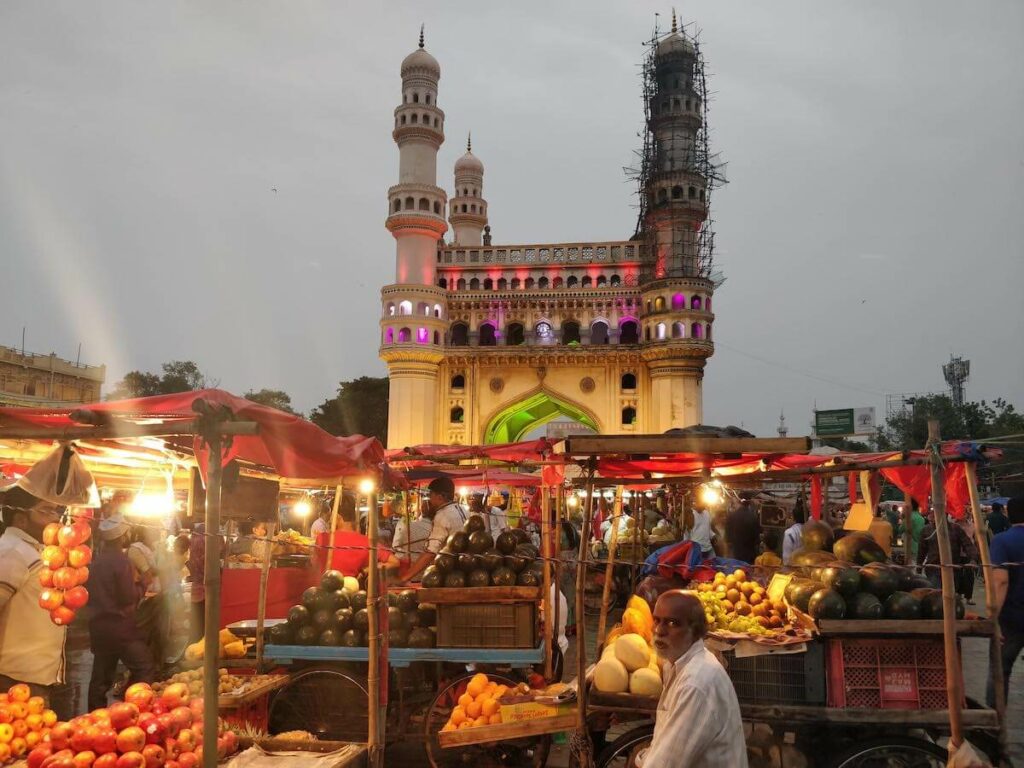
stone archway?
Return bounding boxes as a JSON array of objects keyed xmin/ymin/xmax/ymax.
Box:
[{"xmin": 482, "ymin": 389, "xmax": 600, "ymax": 444}]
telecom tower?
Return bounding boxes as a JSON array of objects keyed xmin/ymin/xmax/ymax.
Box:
[{"xmin": 942, "ymin": 355, "xmax": 970, "ymax": 410}]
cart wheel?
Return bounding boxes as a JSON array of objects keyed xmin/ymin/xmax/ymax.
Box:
[
  {"xmin": 424, "ymin": 673, "xmax": 551, "ymax": 768},
  {"xmin": 594, "ymin": 724, "xmax": 653, "ymax": 768},
  {"xmin": 824, "ymin": 736, "xmax": 948, "ymax": 768},
  {"xmin": 268, "ymin": 668, "xmax": 369, "ymax": 742}
]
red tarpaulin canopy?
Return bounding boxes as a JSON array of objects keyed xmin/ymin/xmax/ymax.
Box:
[
  {"xmin": 385, "ymin": 439, "xmax": 557, "ymax": 465},
  {"xmin": 0, "ymin": 389, "xmax": 385, "ymax": 482}
]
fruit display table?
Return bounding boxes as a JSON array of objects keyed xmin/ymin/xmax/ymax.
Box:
[
  {"xmin": 262, "ymin": 641, "xmax": 545, "ymax": 669},
  {"xmin": 220, "ymin": 567, "xmax": 316, "ymax": 628}
]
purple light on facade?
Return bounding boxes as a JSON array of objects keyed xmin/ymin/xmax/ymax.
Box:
[
  {"xmin": 691, "ymin": 323, "xmax": 702, "ymax": 339},
  {"xmin": 672, "ymin": 293, "xmax": 685, "ymax": 310},
  {"xmin": 691, "ymin": 296, "xmax": 702, "ymax": 310},
  {"xmin": 417, "ymin": 327, "xmax": 429, "ymax": 343},
  {"xmin": 385, "ymin": 328, "xmax": 394, "ymax": 343}
]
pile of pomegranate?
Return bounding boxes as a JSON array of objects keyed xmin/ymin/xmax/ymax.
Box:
[
  {"xmin": 26, "ymin": 682, "xmax": 239, "ymax": 768},
  {"xmin": 38, "ymin": 514, "xmax": 93, "ymax": 626}
]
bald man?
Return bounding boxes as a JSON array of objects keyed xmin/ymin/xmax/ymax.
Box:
[{"xmin": 636, "ymin": 590, "xmax": 747, "ymax": 768}]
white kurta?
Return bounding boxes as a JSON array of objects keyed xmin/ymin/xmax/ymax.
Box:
[{"xmin": 638, "ymin": 640, "xmax": 747, "ymax": 768}]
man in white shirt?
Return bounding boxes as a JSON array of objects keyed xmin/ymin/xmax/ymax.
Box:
[
  {"xmin": 688, "ymin": 507, "xmax": 715, "ymax": 556},
  {"xmin": 399, "ymin": 477, "xmax": 467, "ymax": 583},
  {"xmin": 782, "ymin": 506, "xmax": 805, "ymax": 565},
  {"xmin": 310, "ymin": 500, "xmax": 331, "ymax": 539},
  {"xmin": 638, "ymin": 590, "xmax": 747, "ymax": 768},
  {"xmin": 487, "ymin": 491, "xmax": 510, "ymax": 539},
  {"xmin": 393, "ymin": 500, "xmax": 434, "ymax": 570}
]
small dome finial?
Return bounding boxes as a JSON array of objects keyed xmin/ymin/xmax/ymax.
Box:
[
  {"xmin": 467, "ymin": 132, "xmax": 471, "ymax": 152},
  {"xmin": 671, "ymin": 8, "xmax": 678, "ymax": 34},
  {"xmin": 419, "ymin": 24, "xmax": 425, "ymax": 49}
]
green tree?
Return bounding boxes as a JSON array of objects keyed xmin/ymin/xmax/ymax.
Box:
[
  {"xmin": 244, "ymin": 388, "xmax": 297, "ymax": 414},
  {"xmin": 310, "ymin": 377, "xmax": 389, "ymax": 443},
  {"xmin": 107, "ymin": 360, "xmax": 214, "ymax": 400}
]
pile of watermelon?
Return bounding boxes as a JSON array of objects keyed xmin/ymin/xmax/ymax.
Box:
[
  {"xmin": 420, "ymin": 516, "xmax": 543, "ymax": 590},
  {"xmin": 784, "ymin": 521, "xmax": 964, "ymax": 622}
]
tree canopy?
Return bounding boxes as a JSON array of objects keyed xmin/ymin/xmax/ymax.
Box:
[
  {"xmin": 243, "ymin": 388, "xmax": 297, "ymax": 414},
  {"xmin": 106, "ymin": 360, "xmax": 213, "ymax": 400},
  {"xmin": 309, "ymin": 376, "xmax": 389, "ymax": 443}
]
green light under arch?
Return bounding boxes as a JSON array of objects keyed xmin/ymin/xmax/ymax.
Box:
[{"xmin": 483, "ymin": 391, "xmax": 599, "ymax": 444}]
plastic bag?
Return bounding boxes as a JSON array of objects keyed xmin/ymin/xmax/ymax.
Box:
[{"xmin": 16, "ymin": 444, "xmax": 98, "ymax": 507}]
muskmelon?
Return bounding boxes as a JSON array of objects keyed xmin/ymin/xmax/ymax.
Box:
[
  {"xmin": 629, "ymin": 667, "xmax": 663, "ymax": 697},
  {"xmin": 594, "ymin": 657, "xmax": 629, "ymax": 693},
  {"xmin": 614, "ymin": 634, "xmax": 652, "ymax": 672}
]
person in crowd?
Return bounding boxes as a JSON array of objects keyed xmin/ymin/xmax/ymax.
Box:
[
  {"xmin": 782, "ymin": 505, "xmax": 805, "ymax": 565},
  {"xmin": 186, "ymin": 522, "xmax": 223, "ymax": 642},
  {"xmin": 87, "ymin": 515, "xmax": 156, "ymax": 709},
  {"xmin": 725, "ymin": 491, "xmax": 761, "ymax": 564},
  {"xmin": 899, "ymin": 499, "xmax": 926, "ymax": 567},
  {"xmin": 987, "ymin": 501, "xmax": 1009, "ymax": 540},
  {"xmin": 309, "ymin": 500, "xmax": 331, "ymax": 539},
  {"xmin": 558, "ymin": 516, "xmax": 580, "ymax": 636},
  {"xmin": 592, "ymin": 496, "xmax": 609, "ymax": 541},
  {"xmin": 687, "ymin": 505, "xmax": 716, "ymax": 558},
  {"xmin": 468, "ymin": 493, "xmax": 489, "ymax": 530},
  {"xmin": 486, "ymin": 490, "xmax": 509, "ymax": 539},
  {"xmin": 918, "ymin": 510, "xmax": 973, "ymax": 590},
  {"xmin": 314, "ymin": 493, "xmax": 398, "ymax": 577},
  {"xmin": 228, "ymin": 520, "xmax": 272, "ymax": 561},
  {"xmin": 0, "ymin": 486, "xmax": 72, "ymax": 718},
  {"xmin": 637, "ymin": 591, "xmax": 747, "ymax": 767},
  {"xmin": 641, "ymin": 498, "xmax": 663, "ymax": 533},
  {"xmin": 868, "ymin": 505, "xmax": 894, "ymax": 557},
  {"xmin": 755, "ymin": 529, "xmax": 783, "ymax": 568},
  {"xmin": 393, "ymin": 498, "xmax": 434, "ymax": 569},
  {"xmin": 400, "ymin": 477, "xmax": 468, "ymax": 583},
  {"xmin": 955, "ymin": 515, "xmax": 979, "ymax": 604},
  {"xmin": 988, "ymin": 497, "xmax": 1024, "ymax": 707}
]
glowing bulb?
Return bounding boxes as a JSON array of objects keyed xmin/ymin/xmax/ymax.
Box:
[
  {"xmin": 358, "ymin": 478, "xmax": 376, "ymax": 495},
  {"xmin": 293, "ymin": 499, "xmax": 312, "ymax": 518},
  {"xmin": 130, "ymin": 492, "xmax": 173, "ymax": 518},
  {"xmin": 457, "ymin": 487, "xmax": 468, "ymax": 499},
  {"xmin": 698, "ymin": 483, "xmax": 724, "ymax": 508},
  {"xmin": 576, "ymin": 489, "xmax": 588, "ymax": 498},
  {"xmin": 566, "ymin": 496, "xmax": 579, "ymax": 508}
]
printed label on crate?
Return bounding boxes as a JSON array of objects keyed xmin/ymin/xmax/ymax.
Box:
[
  {"xmin": 879, "ymin": 668, "xmax": 919, "ymax": 700},
  {"xmin": 498, "ymin": 700, "xmax": 575, "ymax": 723}
]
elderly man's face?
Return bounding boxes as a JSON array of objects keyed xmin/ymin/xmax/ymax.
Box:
[{"xmin": 652, "ymin": 593, "xmax": 700, "ymax": 663}]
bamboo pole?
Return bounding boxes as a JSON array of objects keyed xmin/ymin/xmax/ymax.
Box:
[
  {"xmin": 201, "ymin": 432, "xmax": 222, "ymax": 768},
  {"xmin": 366, "ymin": 486, "xmax": 382, "ymax": 768},
  {"xmin": 926, "ymin": 420, "xmax": 964, "ymax": 747},
  {"xmin": 552, "ymin": 489, "xmax": 562, "ymax": 679},
  {"xmin": 573, "ymin": 463, "xmax": 596, "ymax": 768},
  {"xmin": 541, "ymin": 485, "xmax": 553, "ymax": 681},
  {"xmin": 965, "ymin": 463, "xmax": 1006, "ymax": 728},
  {"xmin": 254, "ymin": 521, "xmax": 277, "ymax": 671},
  {"xmin": 596, "ymin": 487, "xmax": 623, "ymax": 647},
  {"xmin": 325, "ymin": 482, "xmax": 343, "ymax": 575}
]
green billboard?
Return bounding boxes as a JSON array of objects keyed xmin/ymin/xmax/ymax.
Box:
[{"xmin": 815, "ymin": 407, "xmax": 876, "ymax": 437}]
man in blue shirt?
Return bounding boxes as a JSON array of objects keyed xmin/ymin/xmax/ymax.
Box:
[{"xmin": 988, "ymin": 497, "xmax": 1024, "ymax": 707}]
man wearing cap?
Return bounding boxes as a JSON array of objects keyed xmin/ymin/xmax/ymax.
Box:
[
  {"xmin": 87, "ymin": 515, "xmax": 156, "ymax": 709},
  {"xmin": 0, "ymin": 486, "xmax": 72, "ymax": 717},
  {"xmin": 399, "ymin": 477, "xmax": 467, "ymax": 584}
]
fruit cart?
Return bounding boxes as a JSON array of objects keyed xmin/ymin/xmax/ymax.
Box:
[{"xmin": 560, "ymin": 430, "xmax": 1009, "ymax": 768}]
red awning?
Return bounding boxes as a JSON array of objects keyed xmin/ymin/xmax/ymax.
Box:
[{"xmin": 385, "ymin": 439, "xmax": 556, "ymax": 464}]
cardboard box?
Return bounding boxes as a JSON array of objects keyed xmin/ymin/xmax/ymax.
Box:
[{"xmin": 498, "ymin": 699, "xmax": 575, "ymax": 723}]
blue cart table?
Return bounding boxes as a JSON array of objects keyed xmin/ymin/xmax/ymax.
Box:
[{"xmin": 263, "ymin": 642, "xmax": 545, "ymax": 668}]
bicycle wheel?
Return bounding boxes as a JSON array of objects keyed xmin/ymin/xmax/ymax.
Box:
[
  {"xmin": 268, "ymin": 668, "xmax": 369, "ymax": 742},
  {"xmin": 423, "ymin": 672, "xmax": 550, "ymax": 768},
  {"xmin": 595, "ymin": 724, "xmax": 653, "ymax": 768},
  {"xmin": 824, "ymin": 736, "xmax": 947, "ymax": 768}
]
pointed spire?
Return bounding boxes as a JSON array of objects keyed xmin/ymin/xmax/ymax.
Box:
[
  {"xmin": 671, "ymin": 8, "xmax": 677, "ymax": 34},
  {"xmin": 418, "ymin": 24, "xmax": 425, "ymax": 49},
  {"xmin": 467, "ymin": 132, "xmax": 472, "ymax": 153}
]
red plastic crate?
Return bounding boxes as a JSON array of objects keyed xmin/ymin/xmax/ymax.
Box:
[{"xmin": 826, "ymin": 638, "xmax": 960, "ymax": 710}]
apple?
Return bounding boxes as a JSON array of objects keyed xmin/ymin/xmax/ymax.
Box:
[
  {"xmin": 163, "ymin": 738, "xmax": 181, "ymax": 760},
  {"xmin": 91, "ymin": 728, "xmax": 117, "ymax": 756},
  {"xmin": 115, "ymin": 726, "xmax": 145, "ymax": 754},
  {"xmin": 141, "ymin": 717, "xmax": 166, "ymax": 745},
  {"xmin": 157, "ymin": 714, "xmax": 179, "ymax": 740},
  {"xmin": 75, "ymin": 567, "xmax": 90, "ymax": 586},
  {"xmin": 93, "ymin": 755, "xmax": 117, "ymax": 768},
  {"xmin": 91, "ymin": 709, "xmax": 110, "ymax": 726},
  {"xmin": 169, "ymin": 707, "xmax": 192, "ymax": 731},
  {"xmin": 160, "ymin": 684, "xmax": 189, "ymax": 711},
  {"xmin": 28, "ymin": 745, "xmax": 53, "ymax": 768},
  {"xmin": 49, "ymin": 606, "xmax": 76, "ymax": 626},
  {"xmin": 69, "ymin": 725, "xmax": 96, "ymax": 753},
  {"xmin": 63, "ymin": 586, "xmax": 89, "ymax": 611},
  {"xmin": 42, "ymin": 751, "xmax": 74, "ymax": 768},
  {"xmin": 193, "ymin": 747, "xmax": 202, "ymax": 766},
  {"xmin": 187, "ymin": 699, "xmax": 202, "ymax": 719},
  {"xmin": 165, "ymin": 761, "xmax": 181, "ymax": 768},
  {"xmin": 175, "ymin": 730, "xmax": 196, "ymax": 752},
  {"xmin": 48, "ymin": 723, "xmax": 74, "ymax": 751},
  {"xmin": 216, "ymin": 736, "xmax": 228, "ymax": 760},
  {"xmin": 52, "ymin": 568, "xmax": 79, "ymax": 590},
  {"xmin": 115, "ymin": 752, "xmax": 145, "ymax": 768},
  {"xmin": 41, "ymin": 546, "xmax": 66, "ymax": 569},
  {"xmin": 149, "ymin": 701, "xmax": 167, "ymax": 717},
  {"xmin": 190, "ymin": 722, "xmax": 202, "ymax": 740},
  {"xmin": 177, "ymin": 753, "xmax": 197, "ymax": 768},
  {"xmin": 72, "ymin": 508, "xmax": 95, "ymax": 522},
  {"xmin": 124, "ymin": 684, "xmax": 155, "ymax": 712},
  {"xmin": 72, "ymin": 750, "xmax": 96, "ymax": 768},
  {"xmin": 222, "ymin": 730, "xmax": 237, "ymax": 755},
  {"xmin": 141, "ymin": 744, "xmax": 164, "ymax": 768},
  {"xmin": 108, "ymin": 703, "xmax": 139, "ymax": 731}
]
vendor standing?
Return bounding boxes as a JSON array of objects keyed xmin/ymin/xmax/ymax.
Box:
[
  {"xmin": 87, "ymin": 515, "xmax": 156, "ymax": 709},
  {"xmin": 314, "ymin": 494, "xmax": 398, "ymax": 577},
  {"xmin": 400, "ymin": 478, "xmax": 467, "ymax": 583}
]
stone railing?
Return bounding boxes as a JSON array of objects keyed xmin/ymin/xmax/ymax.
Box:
[
  {"xmin": 438, "ymin": 240, "xmax": 647, "ymax": 267},
  {"xmin": 0, "ymin": 346, "xmax": 105, "ymax": 380}
]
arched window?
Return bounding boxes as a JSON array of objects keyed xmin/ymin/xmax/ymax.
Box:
[
  {"xmin": 434, "ymin": 304, "xmax": 443, "ymax": 318},
  {"xmin": 410, "ymin": 113, "xmax": 418, "ymax": 124},
  {"xmin": 706, "ymin": 323, "xmax": 712, "ymax": 340},
  {"xmin": 672, "ymin": 321, "xmax": 685, "ymax": 338},
  {"xmin": 691, "ymin": 323, "xmax": 703, "ymax": 339},
  {"xmin": 524, "ymin": 277, "xmax": 535, "ymax": 289},
  {"xmin": 471, "ymin": 204, "xmax": 477, "ymax": 213},
  {"xmin": 591, "ymin": 320, "xmax": 609, "ymax": 345},
  {"xmin": 456, "ymin": 278, "xmax": 466, "ymax": 291},
  {"xmin": 646, "ymin": 300, "xmax": 652, "ymax": 314},
  {"xmin": 385, "ymin": 328, "xmax": 394, "ymax": 344},
  {"xmin": 386, "ymin": 302, "xmax": 395, "ymax": 316},
  {"xmin": 469, "ymin": 277, "xmax": 480, "ymax": 290},
  {"xmin": 691, "ymin": 295, "xmax": 702, "ymax": 310},
  {"xmin": 645, "ymin": 326, "xmax": 651, "ymax": 342},
  {"xmin": 450, "ymin": 406, "xmax": 464, "ymax": 424},
  {"xmin": 688, "ymin": 187, "xmax": 696, "ymax": 200},
  {"xmin": 621, "ymin": 372, "xmax": 637, "ymax": 390},
  {"xmin": 538, "ymin": 276, "xmax": 549, "ymax": 289},
  {"xmin": 461, "ymin": 204, "xmax": 467, "ymax": 213},
  {"xmin": 483, "ymin": 278, "xmax": 493, "ymax": 290},
  {"xmin": 473, "ymin": 188, "xmax": 477, "ymax": 196},
  {"xmin": 562, "ymin": 321, "xmax": 581, "ymax": 344},
  {"xmin": 479, "ymin": 323, "xmax": 496, "ymax": 346},
  {"xmin": 699, "ymin": 189, "xmax": 705, "ymax": 201},
  {"xmin": 506, "ymin": 322, "xmax": 524, "ymax": 345},
  {"xmin": 581, "ymin": 276, "xmax": 592, "ymax": 288},
  {"xmin": 413, "ymin": 93, "xmax": 419, "ymax": 103},
  {"xmin": 654, "ymin": 296, "xmax": 665, "ymax": 312},
  {"xmin": 432, "ymin": 330, "xmax": 440, "ymax": 344},
  {"xmin": 433, "ymin": 201, "xmax": 441, "ymax": 214},
  {"xmin": 398, "ymin": 327, "xmax": 412, "ymax": 342},
  {"xmin": 656, "ymin": 322, "xmax": 666, "ymax": 340},
  {"xmin": 405, "ymin": 196, "xmax": 414, "ymax": 209},
  {"xmin": 463, "ymin": 188, "xmax": 469, "ymax": 196},
  {"xmin": 497, "ymin": 277, "xmax": 507, "ymax": 290},
  {"xmin": 567, "ymin": 275, "xmax": 578, "ymax": 288},
  {"xmin": 399, "ymin": 300, "xmax": 412, "ymax": 315},
  {"xmin": 657, "ymin": 188, "xmax": 668, "ymax": 205},
  {"xmin": 451, "ymin": 374, "xmax": 465, "ymax": 389},
  {"xmin": 552, "ymin": 276, "xmax": 563, "ymax": 289},
  {"xmin": 393, "ymin": 199, "xmax": 401, "ymax": 213},
  {"xmin": 672, "ymin": 186, "xmax": 683, "ymax": 199},
  {"xmin": 401, "ymin": 115, "xmax": 407, "ymax": 125},
  {"xmin": 417, "ymin": 327, "xmax": 429, "ymax": 343},
  {"xmin": 621, "ymin": 406, "xmax": 636, "ymax": 426},
  {"xmin": 417, "ymin": 302, "xmax": 429, "ymax": 316},
  {"xmin": 672, "ymin": 292, "xmax": 685, "ymax": 310},
  {"xmin": 425, "ymin": 93, "xmax": 431, "ymax": 105},
  {"xmin": 620, "ymin": 319, "xmax": 639, "ymax": 344},
  {"xmin": 610, "ymin": 274, "xmax": 621, "ymax": 286},
  {"xmin": 438, "ymin": 278, "xmax": 447, "ymax": 289},
  {"xmin": 510, "ymin": 278, "xmax": 521, "ymax": 290},
  {"xmin": 450, "ymin": 322, "xmax": 469, "ymax": 346},
  {"xmin": 596, "ymin": 275, "xmax": 607, "ymax": 287}
]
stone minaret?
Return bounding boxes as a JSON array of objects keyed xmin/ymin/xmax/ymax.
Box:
[
  {"xmin": 639, "ymin": 11, "xmax": 715, "ymax": 431},
  {"xmin": 449, "ymin": 134, "xmax": 488, "ymax": 246},
  {"xmin": 379, "ymin": 28, "xmax": 449, "ymax": 448}
]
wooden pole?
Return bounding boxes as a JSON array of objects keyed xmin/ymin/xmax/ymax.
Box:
[
  {"xmin": 596, "ymin": 487, "xmax": 622, "ymax": 647},
  {"xmin": 201, "ymin": 432, "xmax": 222, "ymax": 768},
  {"xmin": 541, "ymin": 485, "xmax": 553, "ymax": 681},
  {"xmin": 573, "ymin": 463, "xmax": 596, "ymax": 767},
  {"xmin": 254, "ymin": 521, "xmax": 277, "ymax": 671},
  {"xmin": 326, "ymin": 482, "xmax": 343, "ymax": 575},
  {"xmin": 553, "ymin": 489, "xmax": 562, "ymax": 678},
  {"xmin": 366, "ymin": 486, "xmax": 382, "ymax": 767},
  {"xmin": 965, "ymin": 463, "xmax": 1006, "ymax": 727},
  {"xmin": 926, "ymin": 420, "xmax": 964, "ymax": 747}
]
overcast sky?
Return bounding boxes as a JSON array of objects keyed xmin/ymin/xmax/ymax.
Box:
[{"xmin": 3, "ymin": 1, "xmax": 1022, "ymax": 439}]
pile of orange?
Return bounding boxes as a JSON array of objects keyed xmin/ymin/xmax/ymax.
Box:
[
  {"xmin": 440, "ymin": 674, "xmax": 507, "ymax": 732},
  {"xmin": 0, "ymin": 684, "xmax": 58, "ymax": 763}
]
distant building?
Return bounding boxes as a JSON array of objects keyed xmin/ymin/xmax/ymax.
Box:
[{"xmin": 0, "ymin": 345, "xmax": 105, "ymax": 407}]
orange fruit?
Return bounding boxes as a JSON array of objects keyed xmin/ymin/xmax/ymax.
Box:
[
  {"xmin": 465, "ymin": 701, "xmax": 482, "ymax": 719},
  {"xmin": 465, "ymin": 674, "xmax": 488, "ymax": 698},
  {"xmin": 0, "ymin": 707, "xmax": 10, "ymax": 725},
  {"xmin": 10, "ymin": 737, "xmax": 25, "ymax": 757},
  {"xmin": 484, "ymin": 682, "xmax": 497, "ymax": 696},
  {"xmin": 726, "ymin": 589, "xmax": 740, "ymax": 603},
  {"xmin": 472, "ymin": 716, "xmax": 488, "ymax": 727},
  {"xmin": 474, "ymin": 691, "xmax": 490, "ymax": 705},
  {"xmin": 733, "ymin": 569, "xmax": 747, "ymax": 580},
  {"xmin": 450, "ymin": 707, "xmax": 466, "ymax": 726},
  {"xmin": 488, "ymin": 713, "xmax": 502, "ymax": 725},
  {"xmin": 26, "ymin": 698, "xmax": 44, "ymax": 716},
  {"xmin": 457, "ymin": 693, "xmax": 474, "ymax": 709},
  {"xmin": 493, "ymin": 685, "xmax": 508, "ymax": 699},
  {"xmin": 441, "ymin": 722, "xmax": 456, "ymax": 732},
  {"xmin": 482, "ymin": 699, "xmax": 499, "ymax": 717},
  {"xmin": 0, "ymin": 723, "xmax": 13, "ymax": 743},
  {"xmin": 41, "ymin": 711, "xmax": 56, "ymax": 727},
  {"xmin": 8, "ymin": 686, "xmax": 29, "ymax": 704}
]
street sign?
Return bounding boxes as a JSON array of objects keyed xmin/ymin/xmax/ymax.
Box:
[{"xmin": 815, "ymin": 407, "xmax": 876, "ymax": 437}]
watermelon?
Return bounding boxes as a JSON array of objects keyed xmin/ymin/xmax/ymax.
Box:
[
  {"xmin": 446, "ymin": 531, "xmax": 470, "ymax": 554},
  {"xmin": 848, "ymin": 592, "xmax": 883, "ymax": 619},
  {"xmin": 417, "ymin": 604, "xmax": 437, "ymax": 626},
  {"xmin": 458, "ymin": 553, "xmax": 482, "ymax": 572},
  {"xmin": 884, "ymin": 591, "xmax": 922, "ymax": 620},
  {"xmin": 295, "ymin": 625, "xmax": 318, "ymax": 645},
  {"xmin": 464, "ymin": 514, "xmax": 487, "ymax": 534},
  {"xmin": 480, "ymin": 549, "xmax": 504, "ymax": 571},
  {"xmin": 496, "ymin": 531, "xmax": 518, "ymax": 555},
  {"xmin": 334, "ymin": 608, "xmax": 353, "ymax": 633},
  {"xmin": 491, "ymin": 566, "xmax": 517, "ymax": 587},
  {"xmin": 319, "ymin": 628, "xmax": 341, "ymax": 646},
  {"xmin": 267, "ymin": 623, "xmax": 293, "ymax": 645},
  {"xmin": 517, "ymin": 569, "xmax": 540, "ymax": 587},
  {"xmin": 340, "ymin": 629, "xmax": 362, "ymax": 647},
  {"xmin": 503, "ymin": 553, "xmax": 530, "ymax": 573},
  {"xmin": 328, "ymin": 590, "xmax": 350, "ymax": 611},
  {"xmin": 287, "ymin": 604, "xmax": 309, "ymax": 626},
  {"xmin": 511, "ymin": 528, "xmax": 531, "ymax": 545},
  {"xmin": 790, "ymin": 549, "xmax": 835, "ymax": 567},
  {"xmin": 353, "ymin": 608, "xmax": 370, "ymax": 632},
  {"xmin": 859, "ymin": 563, "xmax": 900, "ymax": 600},
  {"xmin": 821, "ymin": 563, "xmax": 861, "ymax": 598},
  {"xmin": 833, "ymin": 533, "xmax": 887, "ymax": 566},
  {"xmin": 403, "ymin": 609, "xmax": 421, "ymax": 629},
  {"xmin": 312, "ymin": 609, "xmax": 335, "ymax": 631},
  {"xmin": 407, "ymin": 627, "xmax": 436, "ymax": 648},
  {"xmin": 387, "ymin": 606, "xmax": 404, "ymax": 630},
  {"xmin": 808, "ymin": 588, "xmax": 847, "ymax": 620},
  {"xmin": 467, "ymin": 531, "xmax": 494, "ymax": 554},
  {"xmin": 785, "ymin": 580, "xmax": 823, "ymax": 613},
  {"xmin": 910, "ymin": 588, "xmax": 965, "ymax": 620},
  {"xmin": 516, "ymin": 543, "xmax": 540, "ymax": 559},
  {"xmin": 444, "ymin": 571, "xmax": 467, "ymax": 588},
  {"xmin": 396, "ymin": 589, "xmax": 418, "ymax": 612},
  {"xmin": 421, "ymin": 567, "xmax": 444, "ymax": 588},
  {"xmin": 389, "ymin": 628, "xmax": 409, "ymax": 647},
  {"xmin": 434, "ymin": 548, "xmax": 457, "ymax": 573},
  {"xmin": 320, "ymin": 570, "xmax": 344, "ymax": 592},
  {"xmin": 351, "ymin": 590, "xmax": 368, "ymax": 611},
  {"xmin": 801, "ymin": 519, "xmax": 835, "ymax": 552},
  {"xmin": 468, "ymin": 569, "xmax": 491, "ymax": 587}
]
